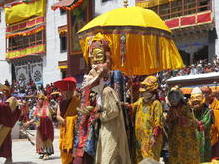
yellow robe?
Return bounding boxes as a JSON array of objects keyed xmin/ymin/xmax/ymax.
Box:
[
  {"xmin": 59, "ymin": 96, "xmax": 79, "ymax": 164},
  {"xmin": 210, "ymin": 98, "xmax": 219, "ymax": 146},
  {"xmin": 168, "ymin": 106, "xmax": 200, "ymax": 164},
  {"xmin": 132, "ymin": 98, "xmax": 163, "ymax": 162}
]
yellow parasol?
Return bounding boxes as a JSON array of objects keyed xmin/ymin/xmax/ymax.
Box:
[{"xmin": 78, "ymin": 6, "xmax": 184, "ymax": 75}]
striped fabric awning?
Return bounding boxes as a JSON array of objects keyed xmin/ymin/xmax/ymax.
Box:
[
  {"xmin": 51, "ymin": 0, "xmax": 83, "ymax": 11},
  {"xmin": 180, "ymin": 84, "xmax": 219, "ymax": 94},
  {"xmin": 58, "ymin": 25, "xmax": 67, "ymax": 35},
  {"xmin": 136, "ymin": 0, "xmax": 177, "ymax": 8},
  {"xmin": 58, "ymin": 60, "xmax": 68, "ymax": 69}
]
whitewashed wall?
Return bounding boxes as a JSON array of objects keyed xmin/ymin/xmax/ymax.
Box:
[
  {"xmin": 95, "ymin": 0, "xmax": 135, "ymax": 15},
  {"xmin": 0, "ymin": 9, "xmax": 11, "ymax": 84},
  {"xmin": 0, "ymin": 1, "xmax": 68, "ymax": 85},
  {"xmin": 43, "ymin": 0, "xmax": 67, "ymax": 85}
]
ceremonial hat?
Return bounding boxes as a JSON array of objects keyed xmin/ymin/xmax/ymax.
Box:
[{"xmin": 54, "ymin": 77, "xmax": 77, "ymax": 91}]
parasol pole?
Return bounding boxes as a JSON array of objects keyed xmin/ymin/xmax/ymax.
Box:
[
  {"xmin": 120, "ymin": 0, "xmax": 128, "ymax": 67},
  {"xmin": 130, "ymin": 76, "xmax": 134, "ymax": 103}
]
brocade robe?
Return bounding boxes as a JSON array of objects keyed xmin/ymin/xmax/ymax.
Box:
[{"xmin": 132, "ymin": 98, "xmax": 163, "ymax": 162}]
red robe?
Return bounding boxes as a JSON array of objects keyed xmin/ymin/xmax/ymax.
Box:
[{"xmin": 0, "ymin": 103, "xmax": 21, "ymax": 158}]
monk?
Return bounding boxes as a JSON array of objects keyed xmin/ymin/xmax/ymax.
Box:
[
  {"xmin": 54, "ymin": 77, "xmax": 80, "ymax": 164},
  {"xmin": 0, "ymin": 85, "xmax": 21, "ymax": 164}
]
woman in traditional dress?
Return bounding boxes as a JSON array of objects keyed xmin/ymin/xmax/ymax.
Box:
[
  {"xmin": 24, "ymin": 94, "xmax": 54, "ymax": 160},
  {"xmin": 167, "ymin": 87, "xmax": 200, "ymax": 164}
]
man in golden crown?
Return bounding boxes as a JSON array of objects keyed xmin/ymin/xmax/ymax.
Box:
[{"xmin": 189, "ymin": 87, "xmax": 213, "ymax": 162}]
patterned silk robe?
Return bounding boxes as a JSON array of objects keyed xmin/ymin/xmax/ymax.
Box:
[
  {"xmin": 132, "ymin": 98, "xmax": 163, "ymax": 162},
  {"xmin": 167, "ymin": 105, "xmax": 200, "ymax": 164}
]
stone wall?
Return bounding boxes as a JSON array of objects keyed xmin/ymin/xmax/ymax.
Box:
[{"xmin": 43, "ymin": 0, "xmax": 67, "ymax": 85}]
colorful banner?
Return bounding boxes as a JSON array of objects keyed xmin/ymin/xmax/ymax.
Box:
[
  {"xmin": 5, "ymin": 0, "xmax": 46, "ymax": 24},
  {"xmin": 136, "ymin": 0, "xmax": 176, "ymax": 8},
  {"xmin": 51, "ymin": 0, "xmax": 84, "ymax": 11},
  {"xmin": 6, "ymin": 25, "xmax": 45, "ymax": 38},
  {"xmin": 58, "ymin": 61, "xmax": 68, "ymax": 69},
  {"xmin": 31, "ymin": 62, "xmax": 43, "ymax": 83},
  {"xmin": 58, "ymin": 65, "xmax": 68, "ymax": 69},
  {"xmin": 6, "ymin": 44, "xmax": 45, "ymax": 59},
  {"xmin": 6, "ymin": 16, "xmax": 45, "ymax": 33},
  {"xmin": 15, "ymin": 65, "xmax": 30, "ymax": 83}
]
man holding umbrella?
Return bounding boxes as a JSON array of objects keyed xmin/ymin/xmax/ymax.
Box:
[{"xmin": 54, "ymin": 77, "xmax": 80, "ymax": 164}]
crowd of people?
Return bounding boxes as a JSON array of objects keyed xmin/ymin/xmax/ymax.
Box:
[
  {"xmin": 159, "ymin": 58, "xmax": 219, "ymax": 84},
  {"xmin": 0, "ymin": 33, "xmax": 219, "ymax": 164},
  {"xmin": 175, "ymin": 59, "xmax": 219, "ymax": 76}
]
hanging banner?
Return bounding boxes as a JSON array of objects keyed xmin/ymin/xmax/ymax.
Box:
[
  {"xmin": 6, "ymin": 44, "xmax": 46, "ymax": 59},
  {"xmin": 6, "ymin": 16, "xmax": 45, "ymax": 33},
  {"xmin": 6, "ymin": 25, "xmax": 45, "ymax": 38},
  {"xmin": 5, "ymin": 0, "xmax": 46, "ymax": 25},
  {"xmin": 136, "ymin": 0, "xmax": 176, "ymax": 8},
  {"xmin": 30, "ymin": 62, "xmax": 43, "ymax": 85},
  {"xmin": 51, "ymin": 0, "xmax": 84, "ymax": 11},
  {"xmin": 15, "ymin": 65, "xmax": 30, "ymax": 84}
]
